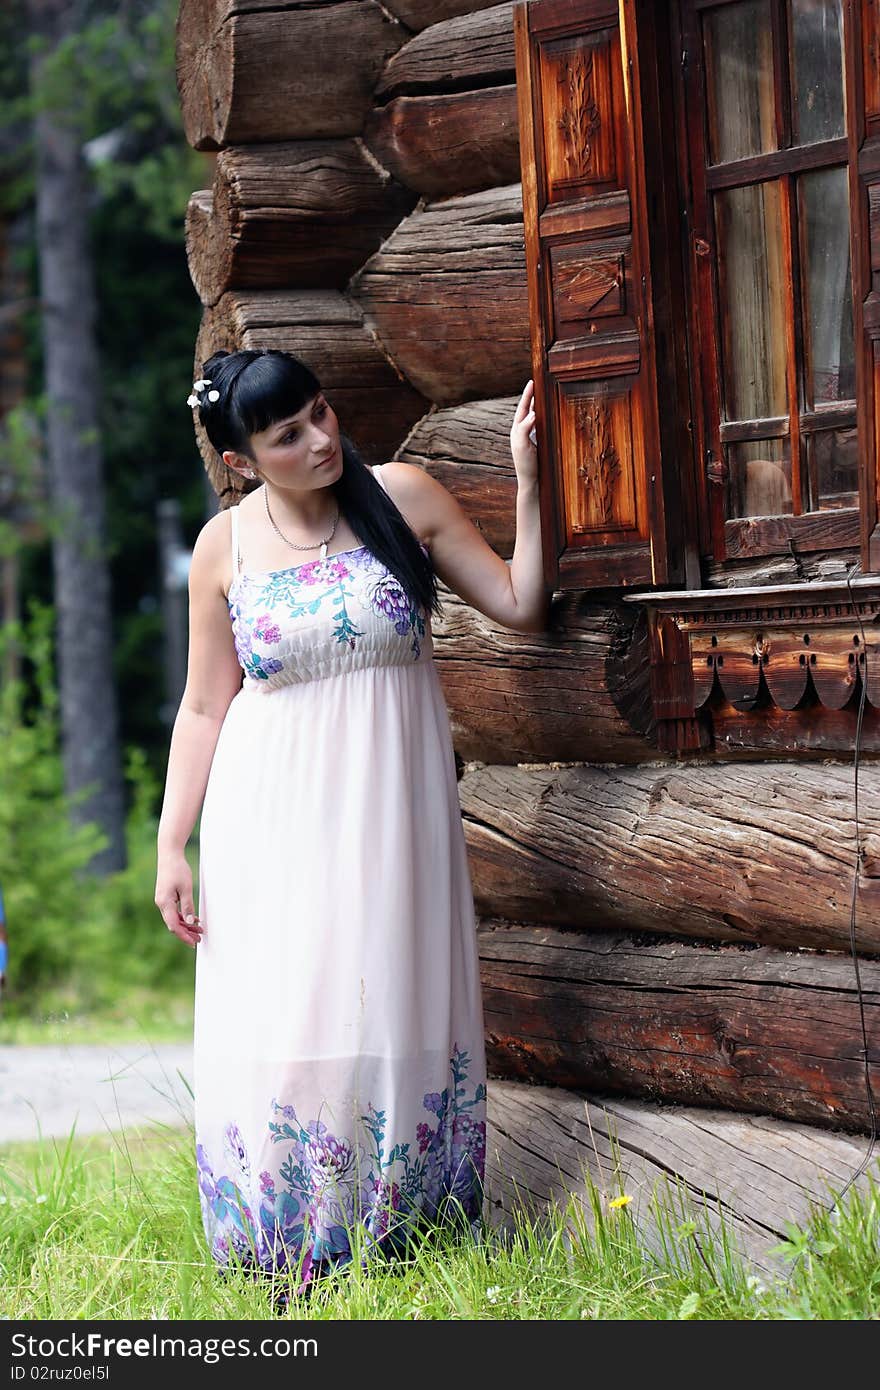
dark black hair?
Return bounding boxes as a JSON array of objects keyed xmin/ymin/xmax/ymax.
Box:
[{"xmin": 197, "ymin": 348, "xmax": 442, "ymax": 622}]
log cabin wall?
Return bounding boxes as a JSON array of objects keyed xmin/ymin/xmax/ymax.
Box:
[{"xmin": 176, "ymin": 0, "xmax": 879, "ymax": 1148}]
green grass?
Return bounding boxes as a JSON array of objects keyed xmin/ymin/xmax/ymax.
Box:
[
  {"xmin": 1, "ymin": 1122, "xmax": 878, "ymax": 1320},
  {"xmin": 0, "ymin": 989, "xmax": 193, "ymax": 1046}
]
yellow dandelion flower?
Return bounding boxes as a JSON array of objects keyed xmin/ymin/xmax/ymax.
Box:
[{"xmin": 608, "ymin": 1194, "xmax": 633, "ymax": 1209}]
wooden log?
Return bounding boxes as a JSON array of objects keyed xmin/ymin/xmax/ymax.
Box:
[
  {"xmin": 459, "ymin": 761, "xmax": 880, "ymax": 955},
  {"xmin": 479, "ymin": 923, "xmax": 880, "ymax": 1133},
  {"xmin": 486, "ymin": 1078, "xmax": 880, "ymax": 1276},
  {"xmin": 176, "ymin": 0, "xmax": 406, "ymax": 150},
  {"xmin": 185, "ymin": 143, "xmax": 416, "ymax": 306},
  {"xmin": 382, "ymin": 0, "xmax": 503, "ymax": 32},
  {"xmin": 394, "ymin": 396, "xmax": 520, "ymax": 556},
  {"xmin": 350, "ymin": 183, "xmax": 529, "ymax": 404},
  {"xmin": 705, "ymin": 551, "xmax": 861, "ymax": 588},
  {"xmin": 185, "ymin": 189, "xmax": 215, "ymax": 303},
  {"xmin": 193, "ymin": 291, "xmax": 428, "ymax": 499},
  {"xmin": 432, "ymin": 588, "xmax": 656, "ymax": 762},
  {"xmin": 375, "ymin": 3, "xmax": 516, "ymax": 100},
  {"xmin": 363, "ymin": 85, "xmax": 520, "ymax": 196}
]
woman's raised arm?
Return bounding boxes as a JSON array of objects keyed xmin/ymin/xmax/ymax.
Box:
[{"xmin": 379, "ymin": 381, "xmax": 551, "ymax": 634}]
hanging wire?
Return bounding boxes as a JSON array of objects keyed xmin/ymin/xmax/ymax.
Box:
[
  {"xmin": 780, "ymin": 560, "xmax": 878, "ymax": 1276},
  {"xmin": 829, "ymin": 560, "xmax": 878, "ymax": 1204}
]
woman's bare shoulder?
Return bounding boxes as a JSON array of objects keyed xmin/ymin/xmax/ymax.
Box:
[
  {"xmin": 373, "ymin": 461, "xmax": 448, "ymax": 538},
  {"xmin": 374, "ymin": 460, "xmax": 422, "ymax": 492},
  {"xmin": 378, "ymin": 461, "xmax": 468, "ymax": 544},
  {"xmin": 190, "ymin": 507, "xmax": 234, "ymax": 601}
]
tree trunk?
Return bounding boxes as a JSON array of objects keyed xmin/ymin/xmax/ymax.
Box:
[
  {"xmin": 27, "ymin": 0, "xmax": 125, "ymax": 873},
  {"xmin": 0, "ymin": 209, "xmax": 34, "ymax": 689}
]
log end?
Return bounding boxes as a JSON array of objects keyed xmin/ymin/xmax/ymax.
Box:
[
  {"xmin": 176, "ymin": 0, "xmax": 233, "ymax": 151},
  {"xmin": 185, "ymin": 188, "xmax": 233, "ymax": 308},
  {"xmin": 193, "ymin": 302, "xmax": 247, "ymax": 506}
]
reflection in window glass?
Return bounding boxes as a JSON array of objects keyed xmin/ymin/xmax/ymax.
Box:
[
  {"xmin": 791, "ymin": 0, "xmax": 845, "ymax": 145},
  {"xmin": 800, "ymin": 167, "xmax": 855, "ymax": 405},
  {"xmin": 805, "ymin": 428, "xmax": 858, "ymax": 511},
  {"xmin": 726, "ymin": 438, "xmax": 791, "ymax": 519},
  {"xmin": 715, "ymin": 181, "xmax": 787, "ymax": 422},
  {"xmin": 703, "ymin": 0, "xmax": 776, "ymax": 163}
]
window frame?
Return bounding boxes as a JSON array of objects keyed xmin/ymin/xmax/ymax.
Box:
[{"xmin": 674, "ymin": 0, "xmax": 864, "ymax": 564}]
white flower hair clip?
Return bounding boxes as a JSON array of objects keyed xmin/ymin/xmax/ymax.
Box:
[{"xmin": 186, "ymin": 378, "xmax": 220, "ymax": 409}]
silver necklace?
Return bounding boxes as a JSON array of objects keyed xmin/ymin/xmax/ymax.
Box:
[{"xmin": 263, "ymin": 485, "xmax": 340, "ymax": 561}]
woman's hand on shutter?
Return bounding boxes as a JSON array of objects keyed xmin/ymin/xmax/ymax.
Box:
[{"xmin": 510, "ymin": 380, "xmax": 538, "ymax": 487}]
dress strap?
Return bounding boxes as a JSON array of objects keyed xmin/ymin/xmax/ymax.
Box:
[{"xmin": 230, "ymin": 504, "xmax": 241, "ymax": 577}]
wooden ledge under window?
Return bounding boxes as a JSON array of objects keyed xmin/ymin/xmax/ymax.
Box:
[{"xmin": 622, "ymin": 579, "xmax": 880, "ymax": 756}]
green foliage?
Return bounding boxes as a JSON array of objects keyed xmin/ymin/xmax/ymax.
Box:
[
  {"xmin": 95, "ymin": 140, "xmax": 207, "ymax": 244},
  {"xmin": 1, "ymin": 0, "xmax": 209, "ymax": 795},
  {"xmin": 0, "ymin": 601, "xmax": 194, "ymax": 1020},
  {"xmin": 0, "ymin": 1124, "xmax": 877, "ymax": 1320},
  {"xmin": 0, "ymin": 398, "xmax": 46, "ymax": 559},
  {"xmin": 0, "ymin": 602, "xmax": 106, "ymax": 998},
  {"xmin": 2, "ymin": 0, "xmax": 203, "ymax": 234}
]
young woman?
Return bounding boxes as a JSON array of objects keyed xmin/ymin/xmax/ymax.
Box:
[{"xmin": 155, "ymin": 348, "xmax": 548, "ymax": 1295}]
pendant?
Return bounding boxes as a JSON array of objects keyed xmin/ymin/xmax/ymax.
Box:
[{"xmin": 320, "ymin": 541, "xmax": 328, "ymax": 560}]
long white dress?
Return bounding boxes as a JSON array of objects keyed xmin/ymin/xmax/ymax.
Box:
[{"xmin": 193, "ymin": 465, "xmax": 487, "ymax": 1285}]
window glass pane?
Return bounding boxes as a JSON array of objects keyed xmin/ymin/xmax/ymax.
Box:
[
  {"xmin": 726, "ymin": 438, "xmax": 792, "ymax": 519},
  {"xmin": 800, "ymin": 167, "xmax": 855, "ymax": 405},
  {"xmin": 804, "ymin": 427, "xmax": 858, "ymax": 511},
  {"xmin": 715, "ymin": 180, "xmax": 787, "ymax": 421},
  {"xmin": 791, "ymin": 0, "xmax": 845, "ymax": 145},
  {"xmin": 703, "ymin": 0, "xmax": 777, "ymax": 163}
]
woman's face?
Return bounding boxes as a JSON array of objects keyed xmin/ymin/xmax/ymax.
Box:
[{"xmin": 225, "ymin": 392, "xmax": 342, "ymax": 489}]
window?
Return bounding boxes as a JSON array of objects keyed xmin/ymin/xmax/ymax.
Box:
[
  {"xmin": 681, "ymin": 0, "xmax": 858, "ymax": 556},
  {"xmin": 514, "ymin": 0, "xmax": 879, "ymax": 590}
]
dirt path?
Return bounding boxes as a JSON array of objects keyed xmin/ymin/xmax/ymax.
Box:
[{"xmin": 0, "ymin": 1043, "xmax": 194, "ymax": 1146}]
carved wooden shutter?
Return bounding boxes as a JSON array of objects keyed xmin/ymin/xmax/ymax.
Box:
[{"xmin": 514, "ymin": 0, "xmax": 684, "ymax": 591}]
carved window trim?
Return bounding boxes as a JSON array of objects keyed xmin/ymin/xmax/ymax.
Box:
[{"xmin": 624, "ymin": 578, "xmax": 880, "ymax": 754}]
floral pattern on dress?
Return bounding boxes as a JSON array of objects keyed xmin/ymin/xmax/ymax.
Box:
[
  {"xmin": 196, "ymin": 1044, "xmax": 486, "ymax": 1284},
  {"xmin": 367, "ymin": 571, "xmax": 426, "ymax": 660},
  {"xmin": 227, "ymin": 543, "xmax": 429, "ymax": 674}
]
